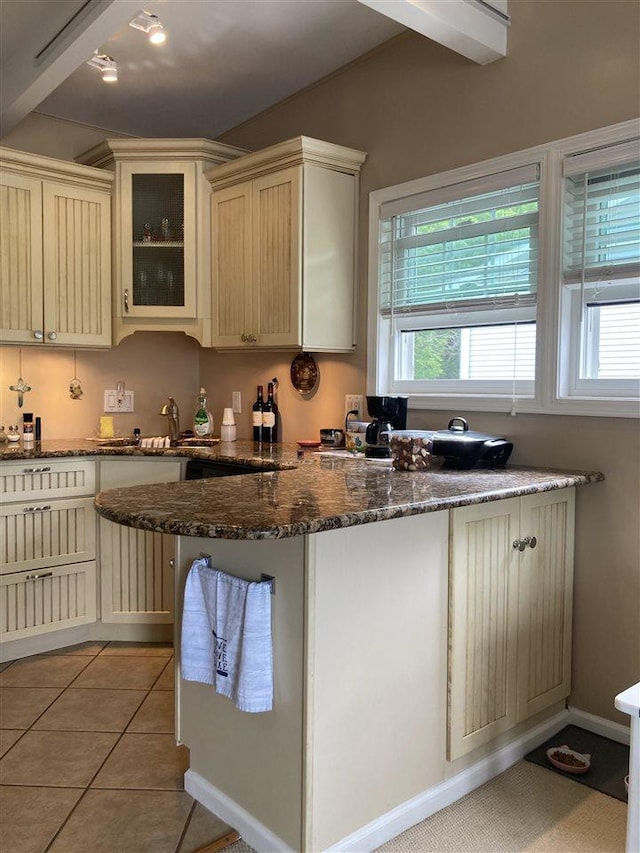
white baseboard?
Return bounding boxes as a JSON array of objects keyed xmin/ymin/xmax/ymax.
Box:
[
  {"xmin": 0, "ymin": 625, "xmax": 90, "ymax": 662},
  {"xmin": 568, "ymin": 706, "xmax": 631, "ymax": 746},
  {"xmin": 186, "ymin": 710, "xmax": 568, "ymax": 853},
  {"xmin": 184, "ymin": 769, "xmax": 294, "ymax": 853},
  {"xmin": 327, "ymin": 709, "xmax": 570, "ymax": 853}
]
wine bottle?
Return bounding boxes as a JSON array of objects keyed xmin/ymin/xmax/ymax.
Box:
[
  {"xmin": 252, "ymin": 385, "xmax": 264, "ymax": 443},
  {"xmin": 262, "ymin": 382, "xmax": 278, "ymax": 444}
]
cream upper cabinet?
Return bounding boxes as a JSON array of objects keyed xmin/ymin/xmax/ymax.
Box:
[
  {"xmin": 448, "ymin": 489, "xmax": 575, "ymax": 761},
  {"xmin": 0, "ymin": 147, "xmax": 112, "ymax": 348},
  {"xmin": 208, "ymin": 136, "xmax": 367, "ymax": 351},
  {"xmin": 77, "ymin": 139, "xmax": 247, "ymax": 346}
]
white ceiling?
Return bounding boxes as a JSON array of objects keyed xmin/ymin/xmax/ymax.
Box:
[
  {"xmin": 1, "ymin": 0, "xmax": 509, "ymax": 141},
  {"xmin": 1, "ymin": 0, "xmax": 405, "ymax": 139}
]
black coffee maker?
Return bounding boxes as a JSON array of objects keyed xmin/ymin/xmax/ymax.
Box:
[{"xmin": 365, "ymin": 395, "xmax": 408, "ymax": 458}]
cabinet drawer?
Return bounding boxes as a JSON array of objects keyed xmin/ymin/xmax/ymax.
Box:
[
  {"xmin": 1, "ymin": 497, "xmax": 96, "ymax": 574},
  {"xmin": 0, "ymin": 561, "xmax": 96, "ymax": 641},
  {"xmin": 0, "ymin": 459, "xmax": 95, "ymax": 500}
]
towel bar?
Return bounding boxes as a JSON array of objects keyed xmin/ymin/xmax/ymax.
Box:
[{"xmin": 196, "ymin": 553, "xmax": 275, "ymax": 594}]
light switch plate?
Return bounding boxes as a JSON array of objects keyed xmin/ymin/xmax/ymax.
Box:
[{"xmin": 104, "ymin": 390, "xmax": 134, "ymax": 412}]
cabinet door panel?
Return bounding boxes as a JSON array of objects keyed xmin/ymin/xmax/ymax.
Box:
[
  {"xmin": 0, "ymin": 173, "xmax": 43, "ymax": 342},
  {"xmin": 449, "ymin": 498, "xmax": 519, "ymax": 760},
  {"xmin": 0, "ymin": 459, "xmax": 95, "ymax": 501},
  {"xmin": 98, "ymin": 459, "xmax": 180, "ymax": 623},
  {"xmin": 42, "ymin": 182, "xmax": 111, "ymax": 346},
  {"xmin": 253, "ymin": 168, "xmax": 300, "ymax": 346},
  {"xmin": 0, "ymin": 561, "xmax": 96, "ymax": 641},
  {"xmin": 100, "ymin": 519, "xmax": 173, "ymax": 623},
  {"xmin": 212, "ymin": 183, "xmax": 252, "ymax": 344},
  {"xmin": 119, "ymin": 162, "xmax": 196, "ymax": 319},
  {"xmin": 0, "ymin": 497, "xmax": 96, "ymax": 575},
  {"xmin": 517, "ymin": 489, "xmax": 575, "ymax": 722}
]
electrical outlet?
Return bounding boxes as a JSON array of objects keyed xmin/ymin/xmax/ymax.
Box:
[
  {"xmin": 345, "ymin": 394, "xmax": 364, "ymax": 421},
  {"xmin": 232, "ymin": 391, "xmax": 242, "ymax": 414},
  {"xmin": 104, "ymin": 390, "xmax": 134, "ymax": 413}
]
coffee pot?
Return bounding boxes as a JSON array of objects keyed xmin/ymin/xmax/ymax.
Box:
[{"xmin": 364, "ymin": 395, "xmax": 408, "ymax": 458}]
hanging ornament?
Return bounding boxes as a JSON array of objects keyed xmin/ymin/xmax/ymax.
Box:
[
  {"xmin": 69, "ymin": 351, "xmax": 83, "ymax": 399},
  {"xmin": 9, "ymin": 349, "xmax": 32, "ymax": 407}
]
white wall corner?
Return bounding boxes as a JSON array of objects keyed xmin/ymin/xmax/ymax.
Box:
[{"xmin": 357, "ymin": 0, "xmax": 509, "ymax": 65}]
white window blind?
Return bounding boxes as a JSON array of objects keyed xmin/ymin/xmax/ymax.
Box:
[
  {"xmin": 379, "ymin": 164, "xmax": 540, "ymax": 317},
  {"xmin": 561, "ymin": 145, "xmax": 640, "ymax": 389},
  {"xmin": 563, "ymin": 157, "xmax": 640, "ymax": 286}
]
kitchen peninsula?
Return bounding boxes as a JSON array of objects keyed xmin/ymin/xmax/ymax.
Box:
[{"xmin": 3, "ymin": 441, "xmax": 604, "ymax": 852}]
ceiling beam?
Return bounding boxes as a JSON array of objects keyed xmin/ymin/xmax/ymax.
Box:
[
  {"xmin": 1, "ymin": 0, "xmax": 143, "ymax": 136},
  {"xmin": 357, "ymin": 0, "xmax": 509, "ymax": 65}
]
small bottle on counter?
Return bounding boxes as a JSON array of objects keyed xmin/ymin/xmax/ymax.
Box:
[
  {"xmin": 262, "ymin": 382, "xmax": 278, "ymax": 444},
  {"xmin": 35, "ymin": 417, "xmax": 41, "ymax": 442},
  {"xmin": 193, "ymin": 388, "xmax": 214, "ymax": 438},
  {"xmin": 252, "ymin": 385, "xmax": 264, "ymax": 444},
  {"xmin": 22, "ymin": 412, "xmax": 34, "ymax": 443}
]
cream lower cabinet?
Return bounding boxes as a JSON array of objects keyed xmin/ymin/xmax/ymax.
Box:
[
  {"xmin": 0, "ymin": 459, "xmax": 97, "ymax": 642},
  {"xmin": 98, "ymin": 458, "xmax": 182, "ymax": 624},
  {"xmin": 209, "ymin": 136, "xmax": 367, "ymax": 351},
  {"xmin": 0, "ymin": 147, "xmax": 112, "ymax": 347},
  {"xmin": 448, "ymin": 489, "xmax": 575, "ymax": 761}
]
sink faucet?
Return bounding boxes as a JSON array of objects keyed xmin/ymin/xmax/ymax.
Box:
[{"xmin": 160, "ymin": 397, "xmax": 180, "ymax": 443}]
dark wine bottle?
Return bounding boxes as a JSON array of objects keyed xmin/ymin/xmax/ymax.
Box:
[
  {"xmin": 262, "ymin": 382, "xmax": 278, "ymax": 444},
  {"xmin": 252, "ymin": 385, "xmax": 264, "ymax": 443}
]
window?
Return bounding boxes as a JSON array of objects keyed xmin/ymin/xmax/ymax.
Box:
[
  {"xmin": 369, "ymin": 120, "xmax": 640, "ymax": 416},
  {"xmin": 377, "ymin": 165, "xmax": 539, "ymax": 401},
  {"xmin": 559, "ymin": 143, "xmax": 640, "ymax": 399}
]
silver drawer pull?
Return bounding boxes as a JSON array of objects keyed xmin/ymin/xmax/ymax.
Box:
[
  {"xmin": 22, "ymin": 505, "xmax": 52, "ymax": 513},
  {"xmin": 22, "ymin": 466, "xmax": 52, "ymax": 473},
  {"xmin": 26, "ymin": 572, "xmax": 53, "ymax": 581}
]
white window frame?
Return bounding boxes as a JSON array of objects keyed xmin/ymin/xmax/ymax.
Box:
[{"xmin": 367, "ymin": 118, "xmax": 640, "ymax": 417}]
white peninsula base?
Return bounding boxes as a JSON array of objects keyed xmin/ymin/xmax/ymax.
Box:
[{"xmin": 175, "ymin": 511, "xmax": 448, "ymax": 852}]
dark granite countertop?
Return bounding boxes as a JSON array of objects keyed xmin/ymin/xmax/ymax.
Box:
[{"xmin": 1, "ymin": 440, "xmax": 603, "ymax": 540}]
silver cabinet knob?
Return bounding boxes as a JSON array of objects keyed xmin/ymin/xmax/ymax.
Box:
[
  {"xmin": 124, "ymin": 289, "xmax": 130, "ymax": 313},
  {"xmin": 47, "ymin": 331, "xmax": 57, "ymax": 341},
  {"xmin": 513, "ymin": 536, "xmax": 538, "ymax": 551},
  {"xmin": 241, "ymin": 333, "xmax": 257, "ymax": 344},
  {"xmin": 33, "ymin": 330, "xmax": 44, "ymax": 340}
]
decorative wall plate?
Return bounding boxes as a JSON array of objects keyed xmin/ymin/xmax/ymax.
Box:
[{"xmin": 290, "ymin": 352, "xmax": 319, "ymax": 394}]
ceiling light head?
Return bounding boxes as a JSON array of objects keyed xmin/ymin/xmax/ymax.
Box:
[
  {"xmin": 129, "ymin": 10, "xmax": 167, "ymax": 44},
  {"xmin": 87, "ymin": 53, "xmax": 118, "ymax": 83}
]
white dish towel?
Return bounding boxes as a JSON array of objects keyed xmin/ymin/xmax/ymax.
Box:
[{"xmin": 181, "ymin": 558, "xmax": 273, "ymax": 713}]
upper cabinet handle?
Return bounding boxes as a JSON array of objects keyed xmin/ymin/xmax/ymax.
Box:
[
  {"xmin": 241, "ymin": 333, "xmax": 257, "ymax": 344},
  {"xmin": 33, "ymin": 330, "xmax": 44, "ymax": 340},
  {"xmin": 124, "ymin": 289, "xmax": 130, "ymax": 313},
  {"xmin": 47, "ymin": 331, "xmax": 57, "ymax": 341}
]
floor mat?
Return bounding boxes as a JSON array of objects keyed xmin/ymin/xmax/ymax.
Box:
[{"xmin": 525, "ymin": 724, "xmax": 629, "ymax": 802}]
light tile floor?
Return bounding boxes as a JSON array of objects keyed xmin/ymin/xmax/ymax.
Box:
[{"xmin": 0, "ymin": 641, "xmax": 234, "ymax": 853}]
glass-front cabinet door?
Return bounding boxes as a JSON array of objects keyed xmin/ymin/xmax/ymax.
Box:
[{"xmin": 120, "ymin": 162, "xmax": 197, "ymax": 318}]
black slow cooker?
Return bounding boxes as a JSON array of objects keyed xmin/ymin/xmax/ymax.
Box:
[{"xmin": 431, "ymin": 417, "xmax": 513, "ymax": 470}]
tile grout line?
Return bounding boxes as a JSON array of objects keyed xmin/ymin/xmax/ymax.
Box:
[
  {"xmin": 1, "ymin": 644, "xmax": 202, "ymax": 853},
  {"xmin": 41, "ymin": 645, "xmax": 172, "ymax": 852}
]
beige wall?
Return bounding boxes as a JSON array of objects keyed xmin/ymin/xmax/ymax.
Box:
[
  {"xmin": 0, "ymin": 0, "xmax": 638, "ymax": 721},
  {"xmin": 209, "ymin": 0, "xmax": 640, "ymax": 722},
  {"xmin": 0, "ymin": 333, "xmax": 199, "ymax": 440}
]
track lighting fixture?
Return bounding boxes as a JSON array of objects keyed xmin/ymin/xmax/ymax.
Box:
[
  {"xmin": 129, "ymin": 10, "xmax": 167, "ymax": 44},
  {"xmin": 86, "ymin": 53, "xmax": 118, "ymax": 82}
]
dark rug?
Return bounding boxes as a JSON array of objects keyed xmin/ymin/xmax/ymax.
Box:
[{"xmin": 525, "ymin": 724, "xmax": 629, "ymax": 802}]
